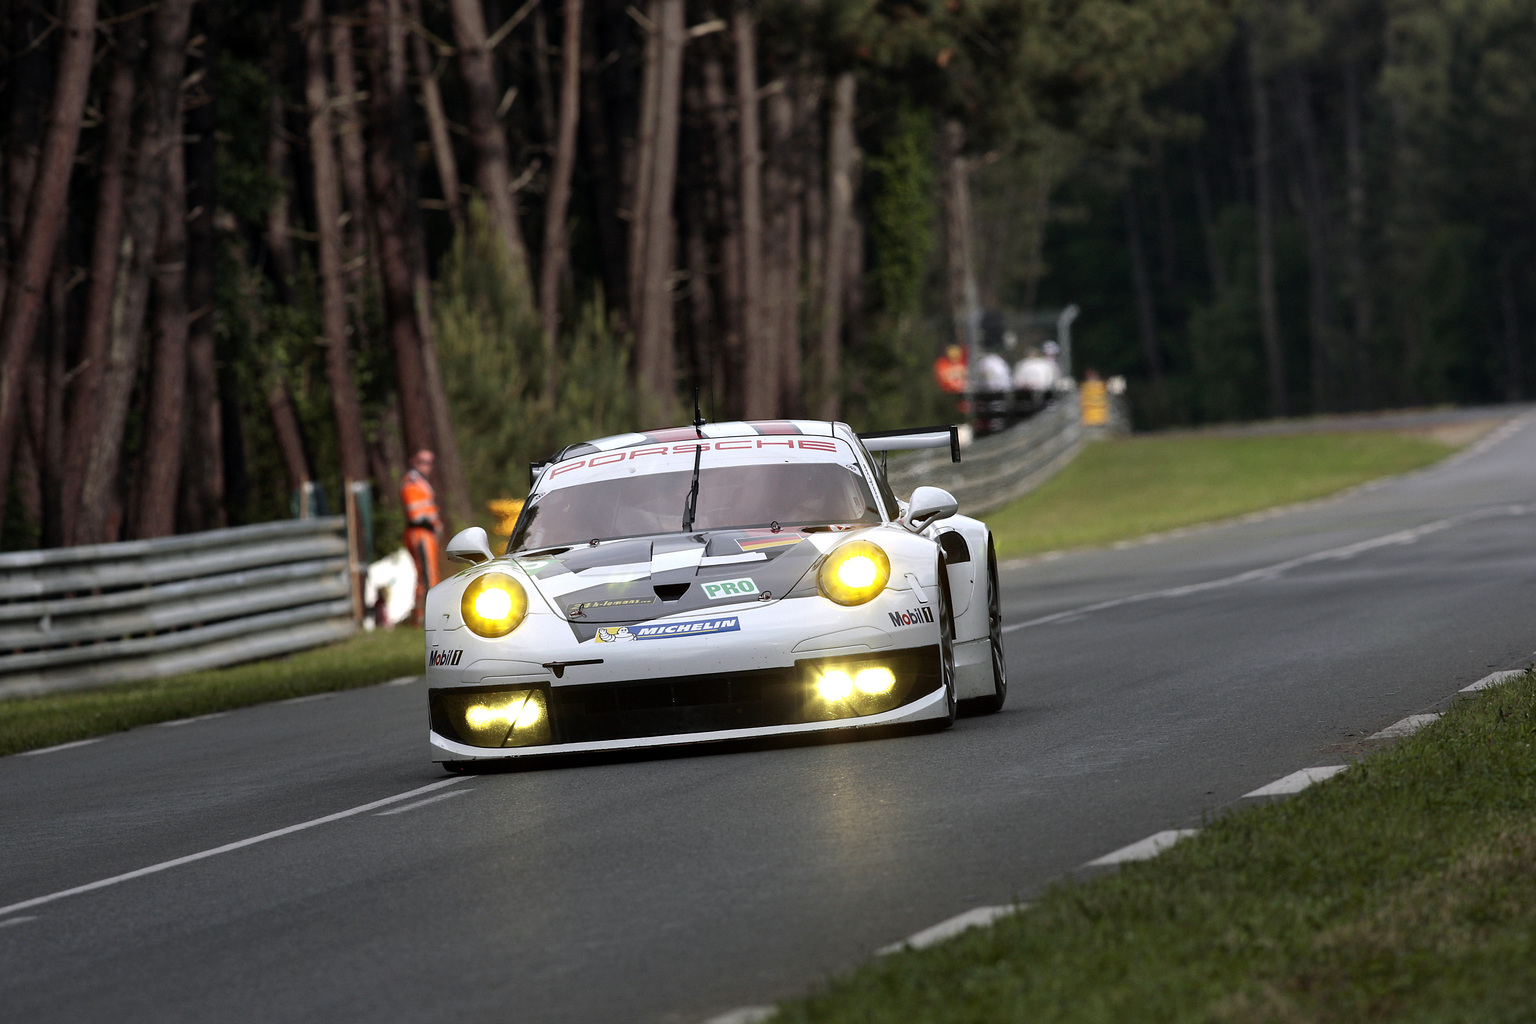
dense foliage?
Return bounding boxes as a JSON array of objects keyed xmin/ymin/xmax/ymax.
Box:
[{"xmin": 1, "ymin": 0, "xmax": 1527, "ymax": 549}]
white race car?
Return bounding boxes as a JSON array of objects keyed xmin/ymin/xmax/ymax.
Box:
[{"xmin": 425, "ymin": 420, "xmax": 1006, "ymax": 769}]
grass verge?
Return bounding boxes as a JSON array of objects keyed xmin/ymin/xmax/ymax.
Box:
[
  {"xmin": 775, "ymin": 672, "xmax": 1536, "ymax": 1023},
  {"xmin": 987, "ymin": 432, "xmax": 1458, "ymax": 560},
  {"xmin": 0, "ymin": 627, "xmax": 422, "ymax": 757}
]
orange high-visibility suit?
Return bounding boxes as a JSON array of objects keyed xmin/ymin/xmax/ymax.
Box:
[{"xmin": 400, "ymin": 468, "xmax": 441, "ymax": 622}]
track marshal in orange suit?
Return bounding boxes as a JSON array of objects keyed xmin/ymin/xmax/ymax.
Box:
[{"xmin": 401, "ymin": 449, "xmax": 443, "ymax": 626}]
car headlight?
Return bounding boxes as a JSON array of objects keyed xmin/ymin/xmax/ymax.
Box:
[
  {"xmin": 461, "ymin": 573, "xmax": 528, "ymax": 637},
  {"xmin": 817, "ymin": 540, "xmax": 891, "ymax": 606}
]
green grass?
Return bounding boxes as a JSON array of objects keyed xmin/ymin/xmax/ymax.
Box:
[
  {"xmin": 0, "ymin": 627, "xmax": 422, "ymax": 757},
  {"xmin": 777, "ymin": 672, "xmax": 1536, "ymax": 1023},
  {"xmin": 987, "ymin": 432, "xmax": 1458, "ymax": 559}
]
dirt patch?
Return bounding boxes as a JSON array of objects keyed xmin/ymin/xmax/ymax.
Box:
[{"xmin": 1391, "ymin": 417, "xmax": 1504, "ymax": 447}]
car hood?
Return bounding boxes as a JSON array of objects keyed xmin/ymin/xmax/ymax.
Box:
[{"xmin": 504, "ymin": 528, "xmax": 862, "ymax": 628}]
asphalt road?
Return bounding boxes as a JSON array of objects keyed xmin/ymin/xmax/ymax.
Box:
[{"xmin": 4, "ymin": 410, "xmax": 1536, "ymax": 1024}]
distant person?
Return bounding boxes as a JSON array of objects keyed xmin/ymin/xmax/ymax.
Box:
[
  {"xmin": 933, "ymin": 344, "xmax": 969, "ymax": 395},
  {"xmin": 1013, "ymin": 346, "xmax": 1060, "ymax": 400},
  {"xmin": 400, "ymin": 449, "xmax": 443, "ymax": 626},
  {"xmin": 974, "ymin": 348, "xmax": 1012, "ymax": 393}
]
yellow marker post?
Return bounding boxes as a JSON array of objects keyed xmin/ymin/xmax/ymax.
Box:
[{"xmin": 1081, "ymin": 379, "xmax": 1109, "ymax": 426}]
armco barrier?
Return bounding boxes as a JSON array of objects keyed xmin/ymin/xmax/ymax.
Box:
[
  {"xmin": 0, "ymin": 518, "xmax": 357, "ymax": 699},
  {"xmin": 886, "ymin": 393, "xmax": 1084, "ymax": 517}
]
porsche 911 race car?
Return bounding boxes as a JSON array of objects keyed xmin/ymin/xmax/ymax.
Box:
[{"xmin": 425, "ymin": 419, "xmax": 1006, "ymax": 768}]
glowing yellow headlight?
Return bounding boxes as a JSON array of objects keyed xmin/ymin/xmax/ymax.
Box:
[
  {"xmin": 461, "ymin": 572, "xmax": 528, "ymax": 637},
  {"xmin": 817, "ymin": 541, "xmax": 891, "ymax": 606},
  {"xmin": 854, "ymin": 667, "xmax": 896, "ymax": 695},
  {"xmin": 453, "ymin": 688, "xmax": 551, "ymax": 746},
  {"xmin": 816, "ymin": 669, "xmax": 854, "ymax": 702}
]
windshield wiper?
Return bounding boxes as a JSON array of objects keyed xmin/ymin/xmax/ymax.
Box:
[{"xmin": 682, "ymin": 389, "xmax": 706, "ymax": 532}]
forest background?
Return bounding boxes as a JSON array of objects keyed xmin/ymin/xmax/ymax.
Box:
[{"xmin": 0, "ymin": 0, "xmax": 1528, "ymax": 552}]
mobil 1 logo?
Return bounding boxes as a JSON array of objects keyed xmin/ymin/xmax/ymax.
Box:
[
  {"xmin": 701, "ymin": 577, "xmax": 759, "ymax": 600},
  {"xmin": 888, "ymin": 606, "xmax": 934, "ymax": 629}
]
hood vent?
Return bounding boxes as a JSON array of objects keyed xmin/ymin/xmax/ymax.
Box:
[{"xmin": 653, "ymin": 583, "xmax": 691, "ymax": 602}]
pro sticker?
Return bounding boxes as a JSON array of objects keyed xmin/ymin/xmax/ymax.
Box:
[{"xmin": 701, "ymin": 577, "xmax": 759, "ymax": 600}]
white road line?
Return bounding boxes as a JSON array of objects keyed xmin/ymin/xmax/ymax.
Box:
[
  {"xmin": 1462, "ymin": 669, "xmax": 1527, "ymax": 692},
  {"xmin": 375, "ymin": 789, "xmax": 473, "ymax": 816},
  {"xmin": 383, "ymin": 676, "xmax": 421, "ymax": 687},
  {"xmin": 1003, "ymin": 504, "xmax": 1530, "ymax": 634},
  {"xmin": 0, "ymin": 778, "xmax": 465, "ymax": 919},
  {"xmin": 279, "ymin": 693, "xmax": 334, "ymax": 705},
  {"xmin": 0, "ymin": 915, "xmax": 38, "ymax": 928},
  {"xmin": 1087, "ymin": 829, "xmax": 1199, "ymax": 867},
  {"xmin": 698, "ymin": 1008, "xmax": 775, "ymax": 1024},
  {"xmin": 1369, "ymin": 713, "xmax": 1441, "ymax": 740},
  {"xmin": 876, "ymin": 904, "xmax": 1023, "ymax": 955},
  {"xmin": 1244, "ymin": 765, "xmax": 1347, "ymax": 798},
  {"xmin": 158, "ymin": 712, "xmax": 229, "ymax": 728},
  {"xmin": 19, "ymin": 738, "xmax": 101, "ymax": 757}
]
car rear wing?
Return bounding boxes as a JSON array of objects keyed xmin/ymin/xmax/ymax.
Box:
[{"xmin": 858, "ymin": 425, "xmax": 961, "ymax": 463}]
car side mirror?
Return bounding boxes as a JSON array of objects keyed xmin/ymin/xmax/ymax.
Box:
[
  {"xmin": 902, "ymin": 486, "xmax": 958, "ymax": 533},
  {"xmin": 446, "ymin": 526, "xmax": 494, "ymax": 564}
]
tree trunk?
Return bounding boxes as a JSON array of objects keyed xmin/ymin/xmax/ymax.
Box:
[
  {"xmin": 331, "ymin": 9, "xmax": 378, "ymax": 273},
  {"xmin": 132, "ymin": 118, "xmax": 190, "ymax": 540},
  {"xmin": 539, "ymin": 0, "xmax": 584, "ymax": 402},
  {"xmin": 702, "ymin": 46, "xmax": 743, "ymax": 417},
  {"xmin": 305, "ymin": 0, "xmax": 370, "ymax": 487},
  {"xmin": 1124, "ymin": 188, "xmax": 1163, "ymax": 380},
  {"xmin": 754, "ymin": 81, "xmax": 796, "ymax": 421},
  {"xmin": 1286, "ymin": 66, "xmax": 1334, "ymax": 413},
  {"xmin": 580, "ymin": 5, "xmax": 628, "ymax": 320},
  {"xmin": 1191, "ymin": 144, "xmax": 1227, "ymax": 300},
  {"xmin": 942, "ymin": 120, "xmax": 978, "ymax": 370},
  {"xmin": 182, "ymin": 6, "xmax": 226, "ymax": 532},
  {"xmin": 628, "ymin": 6, "xmax": 661, "ymax": 336},
  {"xmin": 532, "ymin": 9, "xmax": 558, "ymax": 143},
  {"xmin": 1249, "ymin": 31, "xmax": 1288, "ymax": 417},
  {"xmin": 4, "ymin": 0, "xmax": 50, "ymax": 291},
  {"xmin": 62, "ymin": 12, "xmax": 144, "ymax": 544},
  {"xmin": 366, "ymin": 0, "xmax": 471, "ymax": 528},
  {"xmin": 1500, "ymin": 253, "xmax": 1523, "ymax": 402},
  {"xmin": 632, "ymin": 0, "xmax": 685, "ymax": 426},
  {"xmin": 365, "ymin": 0, "xmax": 436, "ymax": 460},
  {"xmin": 1152, "ymin": 141, "xmax": 1180, "ymax": 295},
  {"xmin": 264, "ymin": 75, "xmax": 298, "ymax": 296},
  {"xmin": 405, "ymin": 0, "xmax": 463, "ymax": 226},
  {"xmin": 36, "ymin": 247, "xmax": 68, "ymax": 547},
  {"xmin": 1342, "ymin": 56, "xmax": 1373, "ymax": 407},
  {"xmin": 448, "ymin": 0, "xmax": 532, "ymax": 293},
  {"xmin": 817, "ymin": 72, "xmax": 855, "ymax": 420},
  {"xmin": 266, "ymin": 371, "xmax": 314, "ymax": 496},
  {"xmin": 0, "ymin": 0, "xmax": 97, "ymax": 535}
]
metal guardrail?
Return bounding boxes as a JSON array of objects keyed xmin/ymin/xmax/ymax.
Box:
[
  {"xmin": 0, "ymin": 518, "xmax": 357, "ymax": 699},
  {"xmin": 886, "ymin": 393, "xmax": 1085, "ymax": 517}
]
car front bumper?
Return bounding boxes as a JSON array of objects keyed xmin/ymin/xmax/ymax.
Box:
[{"xmin": 428, "ymin": 645, "xmax": 947, "ymax": 762}]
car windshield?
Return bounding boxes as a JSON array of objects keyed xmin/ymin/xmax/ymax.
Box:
[{"xmin": 510, "ymin": 461, "xmax": 881, "ymax": 551}]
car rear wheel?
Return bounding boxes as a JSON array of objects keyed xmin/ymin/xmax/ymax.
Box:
[
  {"xmin": 932, "ymin": 555, "xmax": 957, "ymax": 728},
  {"xmin": 967, "ymin": 539, "xmax": 1008, "ymax": 714}
]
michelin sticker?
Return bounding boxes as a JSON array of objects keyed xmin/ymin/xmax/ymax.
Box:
[
  {"xmin": 701, "ymin": 577, "xmax": 759, "ymax": 600},
  {"xmin": 593, "ymin": 617, "xmax": 741, "ymax": 642}
]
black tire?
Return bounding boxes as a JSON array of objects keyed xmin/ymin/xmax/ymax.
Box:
[
  {"xmin": 966, "ymin": 539, "xmax": 1008, "ymax": 714},
  {"xmin": 932, "ymin": 555, "xmax": 958, "ymax": 729}
]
